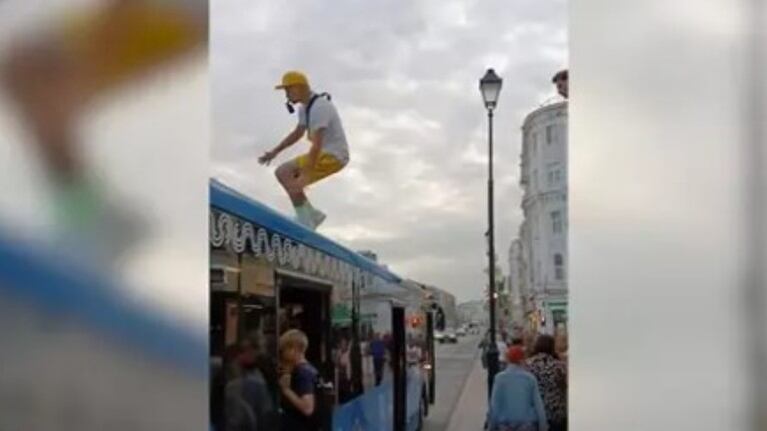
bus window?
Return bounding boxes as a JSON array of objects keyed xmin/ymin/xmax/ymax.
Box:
[
  {"xmin": 329, "ymin": 282, "xmax": 357, "ymax": 405},
  {"xmin": 239, "ymin": 254, "xmax": 278, "ymax": 373},
  {"xmin": 406, "ymin": 311, "xmax": 427, "ymax": 367},
  {"xmin": 359, "ymin": 299, "xmax": 393, "ymax": 392},
  {"xmin": 332, "ymin": 326, "xmax": 355, "ymax": 404}
]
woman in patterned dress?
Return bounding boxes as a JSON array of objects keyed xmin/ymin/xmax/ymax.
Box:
[{"xmin": 525, "ymin": 335, "xmax": 567, "ymax": 431}]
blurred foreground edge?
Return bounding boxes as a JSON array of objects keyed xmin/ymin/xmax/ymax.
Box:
[{"xmin": 0, "ymin": 231, "xmax": 207, "ymax": 430}]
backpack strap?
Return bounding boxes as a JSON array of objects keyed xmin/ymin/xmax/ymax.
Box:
[{"xmin": 305, "ymin": 92, "xmax": 331, "ymax": 135}]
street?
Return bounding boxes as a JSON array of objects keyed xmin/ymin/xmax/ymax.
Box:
[{"xmin": 423, "ymin": 332, "xmax": 483, "ymax": 431}]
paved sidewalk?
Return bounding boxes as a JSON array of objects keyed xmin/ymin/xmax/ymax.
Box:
[{"xmin": 445, "ymin": 357, "xmax": 488, "ymax": 431}]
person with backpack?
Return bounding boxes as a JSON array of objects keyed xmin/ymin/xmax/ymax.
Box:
[
  {"xmin": 258, "ymin": 70, "xmax": 350, "ymax": 230},
  {"xmin": 278, "ymin": 329, "xmax": 321, "ymax": 431}
]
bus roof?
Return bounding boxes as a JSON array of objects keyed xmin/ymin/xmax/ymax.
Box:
[{"xmin": 210, "ymin": 179, "xmax": 401, "ymax": 284}]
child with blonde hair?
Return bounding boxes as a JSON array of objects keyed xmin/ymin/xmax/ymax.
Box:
[{"xmin": 278, "ymin": 329, "xmax": 319, "ymax": 430}]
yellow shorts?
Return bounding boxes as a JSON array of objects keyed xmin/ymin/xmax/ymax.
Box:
[{"xmin": 294, "ymin": 153, "xmax": 345, "ymax": 185}]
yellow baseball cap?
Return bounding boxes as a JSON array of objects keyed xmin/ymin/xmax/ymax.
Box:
[{"xmin": 275, "ymin": 70, "xmax": 309, "ymax": 89}]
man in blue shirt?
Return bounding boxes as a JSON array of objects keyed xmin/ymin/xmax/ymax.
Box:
[
  {"xmin": 369, "ymin": 333, "xmax": 386, "ymax": 386},
  {"xmin": 487, "ymin": 346, "xmax": 548, "ymax": 431}
]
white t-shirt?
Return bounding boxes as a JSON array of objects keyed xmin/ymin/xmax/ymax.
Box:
[{"xmin": 298, "ymin": 94, "xmax": 349, "ymax": 164}]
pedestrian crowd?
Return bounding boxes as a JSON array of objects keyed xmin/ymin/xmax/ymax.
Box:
[{"xmin": 482, "ymin": 330, "xmax": 568, "ymax": 431}]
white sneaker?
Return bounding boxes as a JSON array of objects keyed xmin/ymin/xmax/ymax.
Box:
[
  {"xmin": 294, "ymin": 212, "xmax": 313, "ymax": 229},
  {"xmin": 309, "ymin": 208, "xmax": 326, "ymax": 230}
]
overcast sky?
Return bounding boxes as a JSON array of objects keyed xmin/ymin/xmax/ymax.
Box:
[{"xmin": 211, "ymin": 0, "xmax": 568, "ymax": 303}]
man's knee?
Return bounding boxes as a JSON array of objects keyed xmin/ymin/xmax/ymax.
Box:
[
  {"xmin": 275, "ymin": 165, "xmax": 286, "ymax": 181},
  {"xmin": 286, "ymin": 179, "xmax": 305, "ymax": 196},
  {"xmin": 275, "ymin": 163, "xmax": 293, "ymax": 184}
]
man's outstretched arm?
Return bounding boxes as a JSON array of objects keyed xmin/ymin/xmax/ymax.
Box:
[{"xmin": 259, "ymin": 125, "xmax": 306, "ymax": 164}]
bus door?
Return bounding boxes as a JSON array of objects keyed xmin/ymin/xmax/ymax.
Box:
[
  {"xmin": 277, "ymin": 273, "xmax": 335, "ymax": 429},
  {"xmin": 391, "ymin": 305, "xmax": 407, "ymax": 431}
]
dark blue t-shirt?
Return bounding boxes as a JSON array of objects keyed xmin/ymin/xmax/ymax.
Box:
[
  {"xmin": 281, "ymin": 362, "xmax": 318, "ymax": 431},
  {"xmin": 370, "ymin": 339, "xmax": 386, "ymax": 359}
]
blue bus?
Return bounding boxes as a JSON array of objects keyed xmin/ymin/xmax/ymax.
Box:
[{"xmin": 210, "ymin": 179, "xmax": 436, "ymax": 431}]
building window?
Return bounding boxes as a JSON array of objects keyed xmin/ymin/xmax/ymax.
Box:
[
  {"xmin": 551, "ymin": 211, "xmax": 563, "ymax": 234},
  {"xmin": 547, "ymin": 163, "xmax": 560, "ymax": 187},
  {"xmin": 546, "ymin": 125, "xmax": 555, "ymax": 145},
  {"xmin": 554, "ymin": 254, "xmax": 564, "ymax": 280}
]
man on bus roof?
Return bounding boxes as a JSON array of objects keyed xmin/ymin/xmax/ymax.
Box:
[{"xmin": 259, "ymin": 71, "xmax": 350, "ymax": 230}]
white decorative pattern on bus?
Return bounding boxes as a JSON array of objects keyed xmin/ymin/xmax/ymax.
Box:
[{"xmin": 210, "ymin": 210, "xmax": 375, "ymax": 289}]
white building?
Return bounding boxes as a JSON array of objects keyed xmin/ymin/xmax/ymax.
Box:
[{"xmin": 512, "ymin": 100, "xmax": 568, "ymax": 334}]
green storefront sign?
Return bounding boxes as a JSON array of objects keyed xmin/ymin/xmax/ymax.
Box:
[
  {"xmin": 546, "ymin": 301, "xmax": 568, "ymax": 327},
  {"xmin": 332, "ymin": 304, "xmax": 352, "ymax": 325},
  {"xmin": 331, "ymin": 304, "xmax": 377, "ymax": 326},
  {"xmin": 546, "ymin": 302, "xmax": 567, "ymax": 312}
]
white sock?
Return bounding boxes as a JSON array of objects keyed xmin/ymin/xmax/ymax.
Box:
[
  {"xmin": 294, "ymin": 203, "xmax": 307, "ymax": 218},
  {"xmin": 294, "ymin": 203, "xmax": 316, "ymax": 226}
]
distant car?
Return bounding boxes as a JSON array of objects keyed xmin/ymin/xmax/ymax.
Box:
[
  {"xmin": 445, "ymin": 330, "xmax": 458, "ymax": 343},
  {"xmin": 456, "ymin": 327, "xmax": 466, "ymax": 337},
  {"xmin": 435, "ymin": 331, "xmax": 446, "ymax": 343}
]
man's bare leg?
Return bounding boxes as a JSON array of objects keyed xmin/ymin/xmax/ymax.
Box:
[
  {"xmin": 275, "ymin": 162, "xmax": 307, "ymax": 206},
  {"xmin": 2, "ymin": 37, "xmax": 155, "ymax": 258},
  {"xmin": 275, "ymin": 162, "xmax": 313, "ymax": 224},
  {"xmin": 274, "ymin": 162, "xmax": 326, "ymax": 229}
]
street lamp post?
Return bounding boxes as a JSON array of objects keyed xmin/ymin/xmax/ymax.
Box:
[{"xmin": 479, "ymin": 68, "xmax": 502, "ymax": 400}]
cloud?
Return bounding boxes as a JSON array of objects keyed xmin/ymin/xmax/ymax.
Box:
[{"xmin": 211, "ymin": 0, "xmax": 567, "ymax": 302}]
